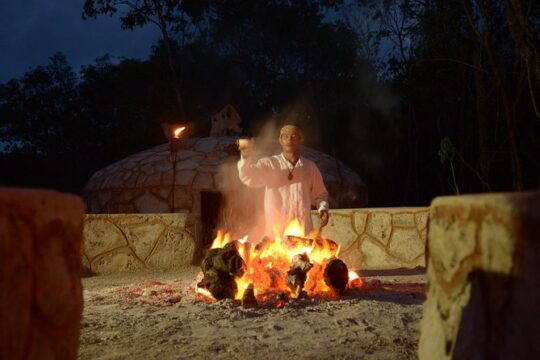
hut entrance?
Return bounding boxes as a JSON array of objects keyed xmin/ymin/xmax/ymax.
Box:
[{"xmin": 201, "ymin": 191, "xmax": 223, "ymax": 246}]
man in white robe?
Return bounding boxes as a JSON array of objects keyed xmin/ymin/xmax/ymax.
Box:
[{"xmin": 237, "ymin": 125, "xmax": 329, "ymax": 237}]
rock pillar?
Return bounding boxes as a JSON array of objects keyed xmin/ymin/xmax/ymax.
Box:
[{"xmin": 0, "ymin": 188, "xmax": 85, "ymax": 359}]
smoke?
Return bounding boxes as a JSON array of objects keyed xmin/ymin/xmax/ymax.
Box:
[
  {"xmin": 214, "ymin": 114, "xmax": 284, "ymax": 243},
  {"xmin": 342, "ymin": 60, "xmax": 401, "ymax": 181},
  {"xmin": 214, "ymin": 100, "xmax": 320, "ymax": 242},
  {"xmin": 356, "ymin": 60, "xmax": 400, "ymax": 118},
  {"xmin": 251, "ymin": 96, "xmax": 323, "ymax": 148},
  {"xmin": 212, "ymin": 70, "xmax": 398, "ymax": 241}
]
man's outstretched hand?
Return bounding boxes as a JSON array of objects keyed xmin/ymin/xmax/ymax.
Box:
[
  {"xmin": 237, "ymin": 138, "xmax": 255, "ymax": 158},
  {"xmin": 319, "ymin": 209, "xmax": 329, "ymax": 228}
]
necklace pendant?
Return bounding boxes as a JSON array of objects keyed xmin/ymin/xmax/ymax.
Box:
[{"xmin": 288, "ymin": 173, "xmax": 293, "ymax": 181}]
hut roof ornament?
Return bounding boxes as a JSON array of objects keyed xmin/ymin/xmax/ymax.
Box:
[{"xmin": 210, "ymin": 104, "xmax": 243, "ymax": 136}]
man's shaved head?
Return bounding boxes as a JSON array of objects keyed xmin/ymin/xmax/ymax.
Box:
[
  {"xmin": 279, "ymin": 124, "xmax": 303, "ymax": 140},
  {"xmin": 279, "ymin": 124, "xmax": 304, "ymax": 155}
]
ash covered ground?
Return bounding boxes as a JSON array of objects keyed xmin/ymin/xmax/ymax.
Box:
[{"xmin": 79, "ymin": 268, "xmax": 424, "ymax": 360}]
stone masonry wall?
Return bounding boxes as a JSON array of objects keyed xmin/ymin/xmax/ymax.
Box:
[
  {"xmin": 83, "ymin": 213, "xmax": 199, "ymax": 274},
  {"xmin": 84, "ymin": 207, "xmax": 428, "ymax": 274},
  {"xmin": 419, "ymin": 191, "xmax": 540, "ymax": 359},
  {"xmin": 313, "ymin": 208, "xmax": 429, "ymax": 270}
]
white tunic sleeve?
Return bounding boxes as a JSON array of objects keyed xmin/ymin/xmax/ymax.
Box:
[
  {"xmin": 237, "ymin": 155, "xmax": 271, "ymax": 188},
  {"xmin": 310, "ymin": 163, "xmax": 329, "ymax": 212}
]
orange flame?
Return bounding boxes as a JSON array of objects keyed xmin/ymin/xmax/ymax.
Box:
[
  {"xmin": 211, "ymin": 230, "xmax": 232, "ymax": 249},
  {"xmin": 348, "ymin": 270, "xmax": 363, "ymax": 288},
  {"xmin": 195, "ymin": 285, "xmax": 213, "ymax": 298},
  {"xmin": 283, "ymin": 218, "xmax": 304, "ymax": 237},
  {"xmin": 173, "ymin": 126, "xmax": 186, "ymax": 139},
  {"xmin": 198, "ymin": 219, "xmax": 359, "ymax": 302}
]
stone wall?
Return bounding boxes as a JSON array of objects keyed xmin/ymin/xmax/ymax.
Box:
[
  {"xmin": 0, "ymin": 188, "xmax": 85, "ymax": 360},
  {"xmin": 83, "ymin": 213, "xmax": 199, "ymax": 274},
  {"xmin": 419, "ymin": 191, "xmax": 540, "ymax": 359},
  {"xmin": 313, "ymin": 208, "xmax": 429, "ymax": 270},
  {"xmin": 83, "ymin": 207, "xmax": 428, "ymax": 274}
]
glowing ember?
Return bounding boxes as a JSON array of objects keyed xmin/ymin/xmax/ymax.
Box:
[
  {"xmin": 197, "ymin": 219, "xmax": 361, "ymax": 305},
  {"xmin": 348, "ymin": 270, "xmax": 363, "ymax": 288},
  {"xmin": 173, "ymin": 126, "xmax": 186, "ymax": 139},
  {"xmin": 195, "ymin": 284, "xmax": 213, "ymax": 298}
]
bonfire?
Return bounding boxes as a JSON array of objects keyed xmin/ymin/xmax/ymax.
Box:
[{"xmin": 195, "ymin": 219, "xmax": 363, "ymax": 307}]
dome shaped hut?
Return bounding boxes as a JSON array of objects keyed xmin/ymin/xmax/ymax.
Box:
[{"xmin": 82, "ymin": 136, "xmax": 367, "ymax": 243}]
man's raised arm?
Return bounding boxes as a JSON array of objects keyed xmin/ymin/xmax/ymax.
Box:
[
  {"xmin": 237, "ymin": 155, "xmax": 269, "ymax": 188},
  {"xmin": 236, "ymin": 138, "xmax": 269, "ymax": 188}
]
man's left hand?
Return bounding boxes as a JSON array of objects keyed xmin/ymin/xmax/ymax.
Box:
[{"xmin": 319, "ymin": 210, "xmax": 329, "ymax": 228}]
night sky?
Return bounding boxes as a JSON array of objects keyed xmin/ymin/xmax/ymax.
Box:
[{"xmin": 0, "ymin": 0, "xmax": 159, "ymax": 83}]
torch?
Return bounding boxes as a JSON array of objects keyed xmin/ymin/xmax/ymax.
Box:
[{"xmin": 161, "ymin": 123, "xmax": 187, "ymax": 212}]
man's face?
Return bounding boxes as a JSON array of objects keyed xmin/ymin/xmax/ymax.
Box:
[{"xmin": 279, "ymin": 129, "xmax": 303, "ymax": 153}]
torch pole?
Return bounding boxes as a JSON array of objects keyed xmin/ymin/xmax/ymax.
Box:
[{"xmin": 170, "ymin": 139, "xmax": 178, "ymax": 213}]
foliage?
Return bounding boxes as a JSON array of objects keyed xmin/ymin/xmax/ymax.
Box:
[{"xmin": 1, "ymin": 0, "xmax": 539, "ymax": 204}]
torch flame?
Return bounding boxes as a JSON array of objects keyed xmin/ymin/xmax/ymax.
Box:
[{"xmin": 173, "ymin": 126, "xmax": 186, "ymax": 139}]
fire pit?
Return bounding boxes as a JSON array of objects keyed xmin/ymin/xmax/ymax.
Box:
[{"xmin": 195, "ymin": 219, "xmax": 363, "ymax": 307}]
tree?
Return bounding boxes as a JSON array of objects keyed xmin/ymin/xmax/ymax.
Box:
[
  {"xmin": 505, "ymin": 0, "xmax": 540, "ymax": 121},
  {"xmin": 350, "ymin": 0, "xmax": 539, "ymax": 200},
  {"xmin": 0, "ymin": 53, "xmax": 78, "ymax": 154},
  {"xmin": 0, "ymin": 53, "xmax": 93, "ymax": 190},
  {"xmin": 82, "ymin": 0, "xmax": 210, "ymax": 118}
]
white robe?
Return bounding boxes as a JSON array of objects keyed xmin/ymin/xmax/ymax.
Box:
[{"xmin": 237, "ymin": 153, "xmax": 329, "ymax": 237}]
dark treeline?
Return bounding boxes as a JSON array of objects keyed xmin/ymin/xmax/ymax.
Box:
[{"xmin": 0, "ymin": 0, "xmax": 538, "ymax": 206}]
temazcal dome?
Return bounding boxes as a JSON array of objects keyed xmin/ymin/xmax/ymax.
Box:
[
  {"xmin": 82, "ymin": 136, "xmax": 367, "ymax": 214},
  {"xmin": 83, "ymin": 105, "xmax": 367, "ymax": 225}
]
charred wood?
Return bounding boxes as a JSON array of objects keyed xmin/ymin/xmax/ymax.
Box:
[
  {"xmin": 286, "ymin": 253, "xmax": 313, "ymax": 297},
  {"xmin": 285, "ymin": 235, "xmax": 339, "ymax": 252},
  {"xmin": 255, "ymin": 236, "xmax": 272, "ymax": 252},
  {"xmin": 198, "ymin": 268, "xmax": 237, "ymax": 300},
  {"xmin": 199, "ymin": 242, "xmax": 246, "ymax": 300},
  {"xmin": 241, "ymin": 284, "xmax": 258, "ymax": 308},
  {"xmin": 323, "ymin": 258, "xmax": 349, "ymax": 294},
  {"xmin": 203, "ymin": 242, "xmax": 246, "ymax": 277}
]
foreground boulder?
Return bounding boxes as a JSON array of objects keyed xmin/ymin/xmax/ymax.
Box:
[
  {"xmin": 419, "ymin": 191, "xmax": 540, "ymax": 359},
  {"xmin": 0, "ymin": 188, "xmax": 85, "ymax": 359}
]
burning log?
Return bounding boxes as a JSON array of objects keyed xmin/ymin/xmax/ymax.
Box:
[
  {"xmin": 241, "ymin": 284, "xmax": 258, "ymax": 308},
  {"xmin": 199, "ymin": 242, "xmax": 246, "ymax": 300},
  {"xmin": 285, "ymin": 235, "xmax": 339, "ymax": 252},
  {"xmin": 323, "ymin": 258, "xmax": 349, "ymax": 294},
  {"xmin": 203, "ymin": 242, "xmax": 246, "ymax": 277},
  {"xmin": 291, "ymin": 253, "xmax": 314, "ymax": 273},
  {"xmin": 201, "ymin": 248, "xmax": 220, "ymax": 272},
  {"xmin": 318, "ymin": 237, "xmax": 340, "ymax": 253},
  {"xmin": 286, "ymin": 253, "xmax": 313, "ymax": 297},
  {"xmin": 254, "ymin": 236, "xmax": 272, "ymax": 252},
  {"xmin": 198, "ymin": 269, "xmax": 237, "ymax": 300},
  {"xmin": 213, "ymin": 242, "xmax": 246, "ymax": 277},
  {"xmin": 304, "ymin": 263, "xmax": 323, "ymax": 292},
  {"xmin": 348, "ymin": 270, "xmax": 363, "ymax": 288},
  {"xmin": 285, "ymin": 235, "xmax": 313, "ymax": 249}
]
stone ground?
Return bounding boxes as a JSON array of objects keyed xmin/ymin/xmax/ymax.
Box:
[{"xmin": 79, "ymin": 268, "xmax": 425, "ymax": 360}]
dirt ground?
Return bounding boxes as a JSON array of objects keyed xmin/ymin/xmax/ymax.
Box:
[{"xmin": 79, "ymin": 268, "xmax": 425, "ymax": 360}]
